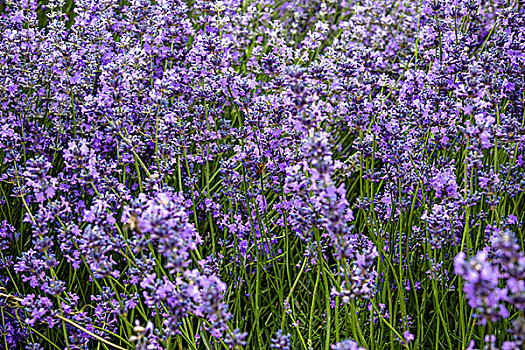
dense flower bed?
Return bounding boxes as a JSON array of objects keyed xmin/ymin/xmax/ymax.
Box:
[{"xmin": 0, "ymin": 0, "xmax": 524, "ymax": 349}]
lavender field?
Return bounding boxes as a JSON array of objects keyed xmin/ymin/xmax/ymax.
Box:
[{"xmin": 0, "ymin": 0, "xmax": 524, "ymax": 349}]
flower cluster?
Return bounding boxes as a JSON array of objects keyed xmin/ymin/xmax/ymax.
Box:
[
  {"xmin": 0, "ymin": 0, "xmax": 523, "ymax": 349},
  {"xmin": 455, "ymin": 230, "xmax": 525, "ymax": 348},
  {"xmin": 331, "ymin": 338, "xmax": 366, "ymax": 350}
]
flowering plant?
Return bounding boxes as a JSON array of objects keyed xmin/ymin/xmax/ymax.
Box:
[{"xmin": 0, "ymin": 0, "xmax": 524, "ymax": 349}]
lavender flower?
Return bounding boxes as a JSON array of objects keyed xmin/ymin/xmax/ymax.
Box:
[
  {"xmin": 0, "ymin": 0, "xmax": 523, "ymax": 348},
  {"xmin": 454, "ymin": 251, "xmax": 508, "ymax": 324},
  {"xmin": 271, "ymin": 330, "xmax": 291, "ymax": 350},
  {"xmin": 331, "ymin": 338, "xmax": 366, "ymax": 350}
]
